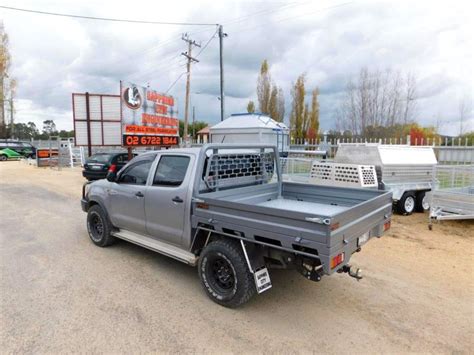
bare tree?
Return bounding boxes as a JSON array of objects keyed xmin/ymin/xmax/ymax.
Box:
[
  {"xmin": 458, "ymin": 95, "xmax": 472, "ymax": 136},
  {"xmin": 277, "ymin": 87, "xmax": 285, "ymax": 122},
  {"xmin": 336, "ymin": 67, "xmax": 418, "ymax": 136}
]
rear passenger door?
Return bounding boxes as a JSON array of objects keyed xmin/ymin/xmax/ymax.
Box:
[{"xmin": 145, "ymin": 154, "xmax": 193, "ymax": 246}]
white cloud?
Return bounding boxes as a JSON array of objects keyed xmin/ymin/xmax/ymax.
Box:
[{"xmin": 1, "ymin": 0, "xmax": 473, "ymax": 135}]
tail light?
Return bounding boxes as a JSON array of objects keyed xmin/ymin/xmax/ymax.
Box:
[
  {"xmin": 108, "ymin": 164, "xmax": 117, "ymax": 173},
  {"xmin": 330, "ymin": 252, "xmax": 345, "ymax": 269},
  {"xmin": 384, "ymin": 220, "xmax": 391, "ymax": 231}
]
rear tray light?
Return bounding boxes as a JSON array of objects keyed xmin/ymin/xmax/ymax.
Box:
[
  {"xmin": 384, "ymin": 220, "xmax": 391, "ymax": 231},
  {"xmin": 330, "ymin": 252, "xmax": 345, "ymax": 269}
]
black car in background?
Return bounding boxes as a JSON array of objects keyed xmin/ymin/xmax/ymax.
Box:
[
  {"xmin": 0, "ymin": 140, "xmax": 36, "ymax": 158},
  {"xmin": 82, "ymin": 152, "xmax": 134, "ymax": 181}
]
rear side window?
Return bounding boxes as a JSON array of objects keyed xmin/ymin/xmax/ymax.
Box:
[
  {"xmin": 119, "ymin": 160, "xmax": 153, "ymax": 185},
  {"xmin": 115, "ymin": 154, "xmax": 129, "ymax": 164},
  {"xmin": 153, "ymin": 156, "xmax": 190, "ymax": 187}
]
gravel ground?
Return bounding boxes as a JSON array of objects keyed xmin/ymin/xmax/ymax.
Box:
[{"xmin": 1, "ymin": 161, "xmax": 473, "ymax": 353}]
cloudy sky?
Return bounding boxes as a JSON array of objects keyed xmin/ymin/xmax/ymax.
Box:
[{"xmin": 1, "ymin": 0, "xmax": 473, "ymax": 135}]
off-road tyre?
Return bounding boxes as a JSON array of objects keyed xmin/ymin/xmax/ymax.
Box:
[
  {"xmin": 396, "ymin": 192, "xmax": 416, "ymax": 215},
  {"xmin": 198, "ymin": 239, "xmax": 256, "ymax": 308},
  {"xmin": 87, "ymin": 205, "xmax": 116, "ymax": 247},
  {"xmin": 415, "ymin": 191, "xmax": 429, "ymax": 213}
]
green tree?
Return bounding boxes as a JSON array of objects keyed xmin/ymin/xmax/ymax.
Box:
[
  {"xmin": 290, "ymin": 74, "xmax": 306, "ymax": 139},
  {"xmin": 42, "ymin": 120, "xmax": 57, "ymax": 136},
  {"xmin": 246, "ymin": 100, "xmax": 256, "ymax": 113}
]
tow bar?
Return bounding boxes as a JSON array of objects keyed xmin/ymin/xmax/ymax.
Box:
[{"xmin": 338, "ymin": 264, "xmax": 363, "ymax": 281}]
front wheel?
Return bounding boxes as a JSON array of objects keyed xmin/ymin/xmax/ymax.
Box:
[
  {"xmin": 397, "ymin": 193, "xmax": 416, "ymax": 215},
  {"xmin": 198, "ymin": 239, "xmax": 256, "ymax": 308},
  {"xmin": 87, "ymin": 205, "xmax": 116, "ymax": 247}
]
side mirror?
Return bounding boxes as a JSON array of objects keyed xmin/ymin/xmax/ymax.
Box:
[{"xmin": 106, "ymin": 171, "xmax": 117, "ymax": 182}]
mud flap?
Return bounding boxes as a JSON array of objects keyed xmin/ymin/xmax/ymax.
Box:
[{"xmin": 240, "ymin": 240, "xmax": 272, "ymax": 294}]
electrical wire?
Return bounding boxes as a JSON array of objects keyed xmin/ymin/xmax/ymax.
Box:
[
  {"xmin": 165, "ymin": 72, "xmax": 187, "ymax": 94},
  {"xmin": 0, "ymin": 5, "xmax": 217, "ymax": 26},
  {"xmin": 228, "ymin": 2, "xmax": 354, "ymax": 35},
  {"xmin": 195, "ymin": 29, "xmax": 218, "ymax": 58}
]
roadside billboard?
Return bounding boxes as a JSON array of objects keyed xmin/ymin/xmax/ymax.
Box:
[
  {"xmin": 72, "ymin": 93, "xmax": 122, "ymax": 146},
  {"xmin": 120, "ymin": 81, "xmax": 179, "ymax": 147}
]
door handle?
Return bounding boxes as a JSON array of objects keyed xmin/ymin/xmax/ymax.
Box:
[
  {"xmin": 108, "ymin": 189, "xmax": 118, "ymax": 195},
  {"xmin": 172, "ymin": 196, "xmax": 183, "ymax": 203},
  {"xmin": 135, "ymin": 191, "xmax": 144, "ymax": 198}
]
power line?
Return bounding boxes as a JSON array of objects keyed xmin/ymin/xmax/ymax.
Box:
[
  {"xmin": 165, "ymin": 72, "xmax": 187, "ymax": 94},
  {"xmin": 0, "ymin": 5, "xmax": 217, "ymax": 26},
  {"xmin": 228, "ymin": 2, "xmax": 354, "ymax": 35},
  {"xmin": 196, "ymin": 29, "xmax": 218, "ymax": 58}
]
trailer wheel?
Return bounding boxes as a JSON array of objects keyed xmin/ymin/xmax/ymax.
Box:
[
  {"xmin": 87, "ymin": 205, "xmax": 116, "ymax": 247},
  {"xmin": 415, "ymin": 191, "xmax": 430, "ymax": 212},
  {"xmin": 198, "ymin": 239, "xmax": 256, "ymax": 308},
  {"xmin": 397, "ymin": 193, "xmax": 415, "ymax": 215}
]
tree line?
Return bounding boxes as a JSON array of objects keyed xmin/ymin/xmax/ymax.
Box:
[
  {"xmin": 246, "ymin": 60, "xmax": 320, "ymax": 140},
  {"xmin": 3, "ymin": 120, "xmax": 74, "ymax": 140}
]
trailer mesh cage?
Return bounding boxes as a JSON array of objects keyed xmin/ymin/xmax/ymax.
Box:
[
  {"xmin": 430, "ymin": 164, "xmax": 474, "ymax": 221},
  {"xmin": 204, "ymin": 151, "xmax": 276, "ymax": 190}
]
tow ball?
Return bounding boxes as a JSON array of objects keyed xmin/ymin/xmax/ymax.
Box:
[{"xmin": 337, "ymin": 265, "xmax": 363, "ymax": 281}]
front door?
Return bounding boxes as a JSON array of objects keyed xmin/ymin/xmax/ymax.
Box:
[
  {"xmin": 145, "ymin": 154, "xmax": 193, "ymax": 246},
  {"xmin": 108, "ymin": 157, "xmax": 154, "ymax": 234}
]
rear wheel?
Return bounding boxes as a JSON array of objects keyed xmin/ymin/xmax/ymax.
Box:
[
  {"xmin": 0, "ymin": 155, "xmax": 7, "ymax": 161},
  {"xmin": 198, "ymin": 239, "xmax": 256, "ymax": 308},
  {"xmin": 397, "ymin": 192, "xmax": 415, "ymax": 215},
  {"xmin": 87, "ymin": 205, "xmax": 116, "ymax": 247},
  {"xmin": 415, "ymin": 191, "xmax": 430, "ymax": 212}
]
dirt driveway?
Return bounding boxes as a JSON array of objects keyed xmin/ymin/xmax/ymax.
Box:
[{"xmin": 1, "ymin": 161, "xmax": 473, "ymax": 353}]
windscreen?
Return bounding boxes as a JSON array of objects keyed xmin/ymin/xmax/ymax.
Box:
[{"xmin": 87, "ymin": 154, "xmax": 112, "ymax": 164}]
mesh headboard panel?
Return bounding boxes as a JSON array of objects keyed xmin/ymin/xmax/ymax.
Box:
[{"xmin": 204, "ymin": 152, "xmax": 275, "ymax": 190}]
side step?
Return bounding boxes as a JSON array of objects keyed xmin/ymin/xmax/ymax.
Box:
[{"xmin": 112, "ymin": 230, "xmax": 197, "ymax": 266}]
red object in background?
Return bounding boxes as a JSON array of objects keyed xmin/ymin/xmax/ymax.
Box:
[{"xmin": 410, "ymin": 126, "xmax": 425, "ymax": 145}]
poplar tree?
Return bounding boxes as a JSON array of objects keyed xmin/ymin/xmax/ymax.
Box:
[
  {"xmin": 290, "ymin": 74, "xmax": 306, "ymax": 139},
  {"xmin": 246, "ymin": 100, "xmax": 256, "ymax": 113},
  {"xmin": 257, "ymin": 60, "xmax": 271, "ymax": 114},
  {"xmin": 307, "ymin": 88, "xmax": 320, "ymax": 139}
]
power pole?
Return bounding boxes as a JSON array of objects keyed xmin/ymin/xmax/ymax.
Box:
[
  {"xmin": 218, "ymin": 25, "xmax": 227, "ymax": 121},
  {"xmin": 192, "ymin": 105, "xmax": 195, "ymax": 142},
  {"xmin": 181, "ymin": 34, "xmax": 200, "ymax": 145}
]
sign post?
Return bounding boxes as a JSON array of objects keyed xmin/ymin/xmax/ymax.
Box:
[{"xmin": 85, "ymin": 92, "xmax": 92, "ymax": 157}]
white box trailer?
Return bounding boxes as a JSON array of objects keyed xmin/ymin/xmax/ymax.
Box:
[
  {"xmin": 335, "ymin": 144, "xmax": 438, "ymax": 215},
  {"xmin": 209, "ymin": 113, "xmax": 290, "ymax": 155}
]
